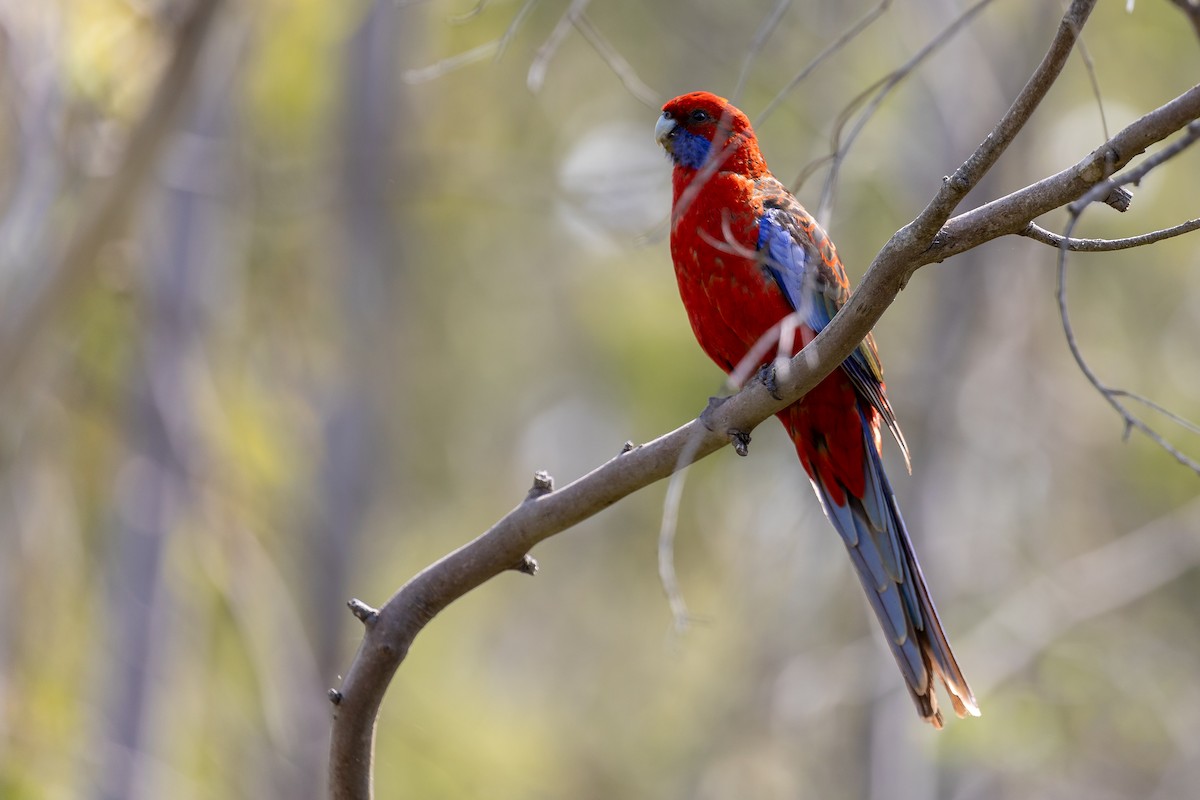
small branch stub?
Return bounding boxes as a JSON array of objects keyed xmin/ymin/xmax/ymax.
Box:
[
  {"xmin": 347, "ymin": 598, "xmax": 378, "ymax": 625},
  {"xmin": 527, "ymin": 470, "xmax": 554, "ymax": 500},
  {"xmin": 620, "ymin": 440, "xmax": 635, "ymax": 454},
  {"xmin": 328, "ymin": 689, "xmax": 343, "ymax": 705},
  {"xmin": 1103, "ymin": 186, "xmax": 1132, "ymax": 212},
  {"xmin": 512, "ymin": 554, "xmax": 539, "ymax": 575},
  {"xmin": 731, "ymin": 430, "xmax": 752, "ymax": 457}
]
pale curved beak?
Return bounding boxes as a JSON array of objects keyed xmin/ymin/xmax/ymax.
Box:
[{"xmin": 655, "ymin": 112, "xmax": 676, "ymax": 150}]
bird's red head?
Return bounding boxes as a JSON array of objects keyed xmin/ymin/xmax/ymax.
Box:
[{"xmin": 656, "ymin": 91, "xmax": 764, "ymax": 177}]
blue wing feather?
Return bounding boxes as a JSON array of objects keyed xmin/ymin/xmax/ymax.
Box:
[
  {"xmin": 755, "ymin": 199, "xmax": 910, "ymax": 469},
  {"xmin": 753, "ymin": 183, "xmax": 981, "ymax": 722}
]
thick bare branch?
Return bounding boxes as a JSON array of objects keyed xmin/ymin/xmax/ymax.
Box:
[
  {"xmin": 931, "ymin": 83, "xmax": 1200, "ymax": 262},
  {"xmin": 904, "ymin": 0, "xmax": 1097, "ymax": 241}
]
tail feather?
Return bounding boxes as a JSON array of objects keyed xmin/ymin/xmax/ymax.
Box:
[{"xmin": 809, "ymin": 414, "xmax": 980, "ymax": 728}]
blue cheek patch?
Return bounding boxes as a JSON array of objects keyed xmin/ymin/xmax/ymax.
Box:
[{"xmin": 673, "ymin": 129, "xmax": 712, "ymax": 170}]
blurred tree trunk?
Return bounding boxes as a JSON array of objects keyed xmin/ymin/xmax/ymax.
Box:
[{"xmin": 90, "ymin": 29, "xmax": 234, "ymax": 800}]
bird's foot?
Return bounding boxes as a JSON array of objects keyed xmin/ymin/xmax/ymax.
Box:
[
  {"xmin": 700, "ymin": 396, "xmax": 751, "ymax": 455},
  {"xmin": 758, "ymin": 363, "xmax": 783, "ymax": 401},
  {"xmin": 699, "ymin": 395, "xmax": 729, "ymax": 432}
]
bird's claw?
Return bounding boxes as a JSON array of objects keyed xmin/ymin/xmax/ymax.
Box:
[
  {"xmin": 699, "ymin": 395, "xmax": 729, "ymax": 432},
  {"xmin": 758, "ymin": 363, "xmax": 783, "ymax": 401}
]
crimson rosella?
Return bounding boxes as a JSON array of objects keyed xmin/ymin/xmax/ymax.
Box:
[{"xmin": 655, "ymin": 91, "xmax": 979, "ymax": 728}]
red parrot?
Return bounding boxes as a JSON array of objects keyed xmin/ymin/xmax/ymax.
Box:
[{"xmin": 656, "ymin": 91, "xmax": 979, "ymax": 728}]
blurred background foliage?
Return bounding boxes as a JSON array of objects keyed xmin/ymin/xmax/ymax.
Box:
[{"xmin": 1, "ymin": 0, "xmax": 1198, "ymax": 798}]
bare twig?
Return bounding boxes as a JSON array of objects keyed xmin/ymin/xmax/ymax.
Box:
[
  {"xmin": 966, "ymin": 496, "xmax": 1200, "ymax": 698},
  {"xmin": 732, "ymin": 0, "xmax": 793, "ymax": 102},
  {"xmin": 1056, "ymin": 240, "xmax": 1200, "ymax": 473},
  {"xmin": 1020, "ymin": 217, "xmax": 1200, "ymax": 250},
  {"xmin": 572, "ymin": 14, "xmax": 660, "ymax": 107},
  {"xmin": 402, "ymin": 41, "xmax": 499, "ymax": 83},
  {"xmin": 931, "ymin": 84, "xmax": 1200, "ymax": 261},
  {"xmin": 1110, "ymin": 390, "xmax": 1200, "ymax": 437},
  {"xmin": 527, "ymin": 0, "xmax": 590, "ymax": 92},
  {"xmin": 1074, "ymin": 34, "xmax": 1110, "ymax": 141},
  {"xmin": 448, "ymin": 0, "xmax": 491, "ymax": 24},
  {"xmin": 402, "ymin": 0, "xmax": 538, "ymax": 82},
  {"xmin": 757, "ymin": 0, "xmax": 893, "ymax": 126},
  {"xmin": 811, "ymin": 0, "xmax": 1000, "ymax": 222},
  {"xmin": 1055, "ymin": 121, "xmax": 1200, "ymax": 475},
  {"xmin": 906, "ymin": 0, "xmax": 1099, "ymax": 243},
  {"xmin": 657, "ymin": 446, "xmax": 699, "ymax": 634}
]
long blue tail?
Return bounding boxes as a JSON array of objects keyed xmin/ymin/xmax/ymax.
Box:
[{"xmin": 810, "ymin": 413, "xmax": 979, "ymax": 728}]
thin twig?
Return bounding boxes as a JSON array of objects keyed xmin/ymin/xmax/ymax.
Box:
[
  {"xmin": 527, "ymin": 0, "xmax": 590, "ymax": 92},
  {"xmin": 448, "ymin": 0, "xmax": 490, "ymax": 24},
  {"xmin": 812, "ymin": 0, "xmax": 999, "ymax": 222},
  {"xmin": 1054, "ymin": 123, "xmax": 1200, "ymax": 474},
  {"xmin": 966, "ymin": 496, "xmax": 1200, "ymax": 698},
  {"xmin": 1020, "ymin": 217, "xmax": 1200, "ymax": 250},
  {"xmin": 732, "ymin": 0, "xmax": 793, "ymax": 102},
  {"xmin": 658, "ymin": 447, "xmax": 699, "ymax": 634},
  {"xmin": 932, "ymin": 83, "xmax": 1200, "ymax": 262},
  {"xmin": 1111, "ymin": 389, "xmax": 1200, "ymax": 437},
  {"xmin": 401, "ymin": 0, "xmax": 538, "ymax": 82},
  {"xmin": 902, "ymin": 0, "xmax": 1099, "ymax": 244},
  {"xmin": 402, "ymin": 41, "xmax": 499, "ymax": 83},
  {"xmin": 1074, "ymin": 34, "xmax": 1110, "ymax": 141},
  {"xmin": 573, "ymin": 14, "xmax": 660, "ymax": 107},
  {"xmin": 757, "ymin": 0, "xmax": 892, "ymax": 126}
]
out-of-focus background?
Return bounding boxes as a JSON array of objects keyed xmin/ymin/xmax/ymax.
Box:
[{"xmin": 2, "ymin": 0, "xmax": 1199, "ymax": 798}]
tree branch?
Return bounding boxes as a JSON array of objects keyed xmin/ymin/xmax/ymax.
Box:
[
  {"xmin": 898, "ymin": 0, "xmax": 1098, "ymax": 241},
  {"xmin": 1020, "ymin": 218, "xmax": 1200, "ymax": 251},
  {"xmin": 1053, "ymin": 117, "xmax": 1200, "ymax": 475},
  {"xmin": 930, "ymin": 83, "xmax": 1200, "ymax": 262},
  {"xmin": 329, "ymin": 1, "xmax": 1200, "ymax": 795}
]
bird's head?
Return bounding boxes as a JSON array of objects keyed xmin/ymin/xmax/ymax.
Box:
[{"xmin": 655, "ymin": 91, "xmax": 761, "ymax": 174}]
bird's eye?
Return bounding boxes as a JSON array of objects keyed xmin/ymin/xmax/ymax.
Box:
[{"xmin": 689, "ymin": 109, "xmax": 710, "ymax": 123}]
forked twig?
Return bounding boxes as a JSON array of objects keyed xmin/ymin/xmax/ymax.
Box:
[
  {"xmin": 1021, "ymin": 218, "xmax": 1200, "ymax": 251},
  {"xmin": 1055, "ymin": 123, "xmax": 1200, "ymax": 475},
  {"xmin": 757, "ymin": 0, "xmax": 893, "ymax": 126}
]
